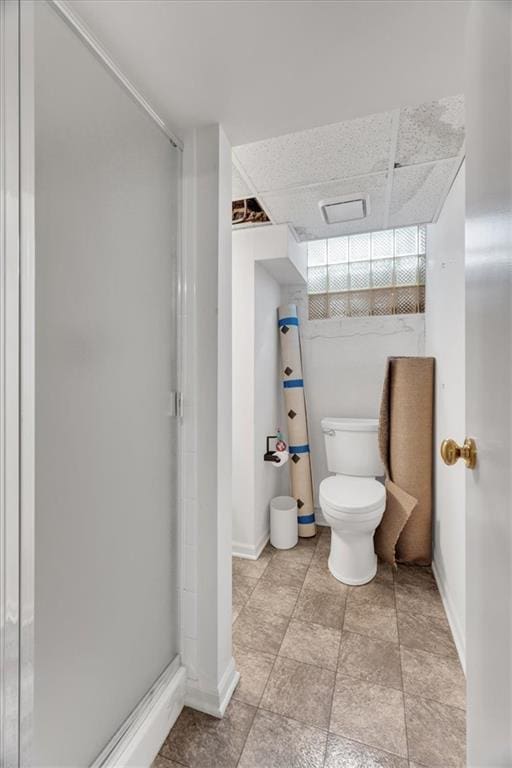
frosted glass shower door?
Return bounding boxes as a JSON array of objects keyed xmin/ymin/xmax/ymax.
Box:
[{"xmin": 31, "ymin": 2, "xmax": 180, "ymax": 765}]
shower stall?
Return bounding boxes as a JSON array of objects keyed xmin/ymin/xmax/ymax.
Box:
[{"xmin": 1, "ymin": 1, "xmax": 182, "ymax": 765}]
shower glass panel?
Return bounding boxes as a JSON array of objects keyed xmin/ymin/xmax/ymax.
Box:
[{"xmin": 32, "ymin": 2, "xmax": 180, "ymax": 765}]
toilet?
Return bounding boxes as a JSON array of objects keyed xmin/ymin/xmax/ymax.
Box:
[{"xmin": 319, "ymin": 417, "xmax": 386, "ymax": 585}]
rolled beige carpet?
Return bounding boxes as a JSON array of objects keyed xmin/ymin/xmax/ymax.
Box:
[{"xmin": 375, "ymin": 357, "xmax": 434, "ymax": 565}]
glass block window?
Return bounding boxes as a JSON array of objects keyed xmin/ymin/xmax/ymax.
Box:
[{"xmin": 307, "ymin": 225, "xmax": 426, "ymax": 319}]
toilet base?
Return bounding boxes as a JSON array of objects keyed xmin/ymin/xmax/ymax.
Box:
[
  {"xmin": 327, "ymin": 528, "xmax": 378, "ymax": 585},
  {"xmin": 328, "ymin": 555, "xmax": 377, "ymax": 585}
]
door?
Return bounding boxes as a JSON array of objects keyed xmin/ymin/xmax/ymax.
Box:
[
  {"xmin": 26, "ymin": 2, "xmax": 181, "ymax": 765},
  {"xmin": 465, "ymin": 1, "xmax": 512, "ymax": 765}
]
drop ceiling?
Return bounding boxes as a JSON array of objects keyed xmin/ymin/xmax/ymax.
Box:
[{"xmin": 232, "ymin": 95, "xmax": 464, "ymax": 241}]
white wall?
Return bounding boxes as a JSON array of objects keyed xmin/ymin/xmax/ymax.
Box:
[
  {"xmin": 232, "ymin": 225, "xmax": 303, "ymax": 556},
  {"xmin": 281, "ymin": 284, "xmax": 425, "ymax": 513},
  {"xmin": 425, "ymin": 164, "xmax": 466, "ymax": 667},
  {"xmin": 181, "ymin": 123, "xmax": 237, "ymax": 717},
  {"xmin": 254, "ymin": 263, "xmax": 288, "ymax": 547},
  {"xmin": 232, "ymin": 229, "xmax": 256, "ymax": 550}
]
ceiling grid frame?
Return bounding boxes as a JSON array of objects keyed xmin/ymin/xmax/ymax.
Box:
[
  {"xmin": 382, "ymin": 109, "xmax": 401, "ymax": 230},
  {"xmin": 232, "ymin": 95, "xmax": 465, "ymax": 242}
]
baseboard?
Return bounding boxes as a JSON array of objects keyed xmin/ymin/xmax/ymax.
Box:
[
  {"xmin": 91, "ymin": 657, "xmax": 186, "ymax": 768},
  {"xmin": 232, "ymin": 513, "xmax": 330, "ymax": 558},
  {"xmin": 185, "ymin": 655, "xmax": 240, "ymax": 717},
  {"xmin": 232, "ymin": 531, "xmax": 269, "ymax": 560},
  {"xmin": 432, "ymin": 559, "xmax": 466, "ymax": 673}
]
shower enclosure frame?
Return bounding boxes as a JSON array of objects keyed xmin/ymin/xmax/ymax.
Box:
[{"xmin": 0, "ymin": 1, "xmax": 186, "ymax": 764}]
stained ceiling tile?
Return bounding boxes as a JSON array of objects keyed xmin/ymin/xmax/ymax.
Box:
[
  {"xmin": 260, "ymin": 174, "xmax": 388, "ymax": 242},
  {"xmin": 232, "ymin": 163, "xmax": 253, "ymax": 200},
  {"xmin": 233, "ymin": 112, "xmax": 393, "ymax": 192},
  {"xmin": 396, "ymin": 95, "xmax": 464, "ymax": 166},
  {"xmin": 388, "ymin": 158, "xmax": 459, "ymax": 227}
]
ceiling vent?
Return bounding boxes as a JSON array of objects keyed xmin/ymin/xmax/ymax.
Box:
[{"xmin": 319, "ymin": 195, "xmax": 369, "ymax": 225}]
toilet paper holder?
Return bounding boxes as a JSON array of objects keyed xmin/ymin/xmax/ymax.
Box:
[{"xmin": 264, "ymin": 435, "xmax": 280, "ymax": 462}]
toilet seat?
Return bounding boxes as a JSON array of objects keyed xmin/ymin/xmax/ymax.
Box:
[{"xmin": 319, "ymin": 475, "xmax": 385, "ymax": 517}]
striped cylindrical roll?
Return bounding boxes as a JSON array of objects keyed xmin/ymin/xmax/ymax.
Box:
[{"xmin": 278, "ymin": 304, "xmax": 316, "ymax": 537}]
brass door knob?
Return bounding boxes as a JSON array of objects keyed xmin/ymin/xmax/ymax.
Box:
[{"xmin": 440, "ymin": 437, "xmax": 477, "ymax": 469}]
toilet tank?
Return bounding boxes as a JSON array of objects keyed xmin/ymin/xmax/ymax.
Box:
[{"xmin": 321, "ymin": 417, "xmax": 385, "ymax": 477}]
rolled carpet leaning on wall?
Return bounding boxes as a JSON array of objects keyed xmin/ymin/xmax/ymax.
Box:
[
  {"xmin": 375, "ymin": 356, "xmax": 434, "ymax": 566},
  {"xmin": 277, "ymin": 304, "xmax": 316, "ymax": 538}
]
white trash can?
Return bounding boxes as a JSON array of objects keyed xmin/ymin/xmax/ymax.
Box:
[{"xmin": 270, "ymin": 496, "xmax": 298, "ymax": 550}]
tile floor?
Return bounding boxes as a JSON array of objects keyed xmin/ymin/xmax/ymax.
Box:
[{"xmin": 156, "ymin": 527, "xmax": 466, "ymax": 768}]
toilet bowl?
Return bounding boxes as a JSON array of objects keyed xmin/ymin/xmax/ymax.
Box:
[
  {"xmin": 319, "ymin": 417, "xmax": 386, "ymax": 585},
  {"xmin": 320, "ymin": 474, "xmax": 386, "ymax": 585}
]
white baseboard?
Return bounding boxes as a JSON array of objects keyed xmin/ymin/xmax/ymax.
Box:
[
  {"xmin": 91, "ymin": 657, "xmax": 186, "ymax": 768},
  {"xmin": 432, "ymin": 559, "xmax": 466, "ymax": 673},
  {"xmin": 232, "ymin": 531, "xmax": 269, "ymax": 560},
  {"xmin": 185, "ymin": 655, "xmax": 240, "ymax": 717}
]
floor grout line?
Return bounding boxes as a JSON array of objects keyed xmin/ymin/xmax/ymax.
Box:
[
  {"xmin": 394, "ymin": 564, "xmax": 411, "ymax": 762},
  {"xmin": 163, "ymin": 543, "xmax": 463, "ymax": 768},
  {"xmin": 234, "ymin": 536, "xmax": 321, "ymax": 767},
  {"xmin": 322, "ymin": 585, "xmax": 349, "ymax": 767}
]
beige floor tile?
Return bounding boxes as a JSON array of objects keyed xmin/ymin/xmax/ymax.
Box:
[
  {"xmin": 152, "ymin": 757, "xmax": 185, "ymax": 768},
  {"xmin": 344, "ymin": 600, "xmax": 398, "ymax": 643},
  {"xmin": 233, "ymin": 606, "xmax": 289, "ymax": 654},
  {"xmin": 324, "ymin": 733, "xmax": 408, "ymax": 768},
  {"xmin": 160, "ymin": 700, "xmax": 256, "ymax": 768},
  {"xmin": 338, "ymin": 631, "xmax": 402, "ymax": 690},
  {"xmin": 311, "ymin": 539, "xmax": 330, "ymax": 559},
  {"xmin": 302, "ymin": 562, "xmax": 349, "ymax": 596},
  {"xmin": 315, "ymin": 535, "xmax": 331, "ymax": 553},
  {"xmin": 233, "ymin": 574, "xmax": 259, "ymax": 606},
  {"xmin": 377, "ymin": 560, "xmax": 394, "ymax": 582},
  {"xmin": 397, "ymin": 611, "xmax": 457, "ymax": 658},
  {"xmin": 346, "ymin": 575, "xmax": 396, "ymax": 609},
  {"xmin": 394, "ymin": 580, "xmax": 445, "ymax": 620},
  {"xmin": 405, "ymin": 695, "xmax": 466, "ymax": 767},
  {"xmin": 233, "ymin": 645, "xmax": 276, "ymax": 706},
  {"xmin": 400, "ymin": 647, "xmax": 465, "ymax": 710},
  {"xmin": 233, "ymin": 554, "xmax": 271, "ymax": 580},
  {"xmin": 292, "ymin": 587, "xmax": 346, "ymax": 629},
  {"xmin": 260, "ymin": 656, "xmax": 335, "ymax": 729},
  {"xmin": 232, "ymin": 603, "xmax": 242, "ymax": 624},
  {"xmin": 271, "ymin": 545, "xmax": 315, "ymax": 566},
  {"xmin": 279, "ymin": 618, "xmax": 341, "ymax": 670},
  {"xmin": 330, "ymin": 674, "xmax": 407, "ymax": 757},
  {"xmin": 394, "ymin": 564, "xmax": 436, "ymax": 588},
  {"xmin": 245, "ymin": 580, "xmax": 300, "ymax": 617},
  {"xmin": 238, "ymin": 709, "xmax": 327, "ymax": 768},
  {"xmin": 262, "ymin": 559, "xmax": 309, "ymax": 588}
]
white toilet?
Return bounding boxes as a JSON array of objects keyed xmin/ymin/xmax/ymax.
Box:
[{"xmin": 319, "ymin": 417, "xmax": 386, "ymax": 585}]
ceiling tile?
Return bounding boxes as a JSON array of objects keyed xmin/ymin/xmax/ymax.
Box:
[
  {"xmin": 260, "ymin": 174, "xmax": 388, "ymax": 241},
  {"xmin": 232, "ymin": 163, "xmax": 253, "ymax": 200},
  {"xmin": 396, "ymin": 95, "xmax": 464, "ymax": 166},
  {"xmin": 388, "ymin": 159, "xmax": 459, "ymax": 227},
  {"xmin": 233, "ymin": 112, "xmax": 393, "ymax": 192}
]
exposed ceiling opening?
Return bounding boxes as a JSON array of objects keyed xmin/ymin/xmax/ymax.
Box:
[
  {"xmin": 232, "ymin": 197, "xmax": 270, "ymax": 227},
  {"xmin": 232, "ymin": 95, "xmax": 464, "ymax": 241}
]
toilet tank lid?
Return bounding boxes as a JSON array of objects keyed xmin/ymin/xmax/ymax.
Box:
[{"xmin": 321, "ymin": 417, "xmax": 379, "ymax": 433}]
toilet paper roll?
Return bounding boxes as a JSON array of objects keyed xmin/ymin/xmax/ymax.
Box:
[{"xmin": 271, "ymin": 450, "xmax": 289, "ymax": 467}]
